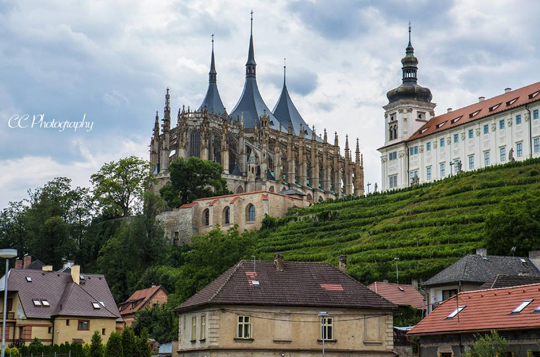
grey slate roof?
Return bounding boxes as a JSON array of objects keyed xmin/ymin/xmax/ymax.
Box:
[
  {"xmin": 273, "ymin": 81, "xmax": 321, "ymax": 142},
  {"xmin": 176, "ymin": 260, "xmax": 396, "ymax": 312},
  {"xmin": 479, "ymin": 274, "xmax": 540, "ymax": 290},
  {"xmin": 1, "ymin": 269, "xmax": 121, "ymax": 320},
  {"xmin": 423, "ymin": 255, "xmax": 540, "ymax": 287},
  {"xmin": 198, "ymin": 43, "xmax": 226, "ymax": 115}
]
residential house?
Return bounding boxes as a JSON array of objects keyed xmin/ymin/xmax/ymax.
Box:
[
  {"xmin": 175, "ymin": 255, "xmax": 397, "ymax": 357},
  {"xmin": 408, "ymin": 283, "xmax": 540, "ymax": 357},
  {"xmin": 0, "ymin": 260, "xmax": 123, "ymax": 346},
  {"xmin": 119, "ymin": 285, "xmax": 168, "ymax": 327},
  {"xmin": 423, "ymin": 249, "xmax": 540, "ymax": 313},
  {"xmin": 479, "ymin": 274, "xmax": 540, "ymax": 290},
  {"xmin": 367, "ymin": 281, "xmax": 424, "ymax": 310}
]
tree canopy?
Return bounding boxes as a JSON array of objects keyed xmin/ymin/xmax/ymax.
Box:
[
  {"xmin": 485, "ymin": 191, "xmax": 540, "ymax": 256},
  {"xmin": 160, "ymin": 157, "xmax": 229, "ymax": 208},
  {"xmin": 91, "ymin": 156, "xmax": 153, "ymax": 217}
]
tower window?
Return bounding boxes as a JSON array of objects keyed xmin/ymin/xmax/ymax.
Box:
[
  {"xmin": 223, "ymin": 206, "xmax": 230, "ymax": 225},
  {"xmin": 202, "ymin": 209, "xmax": 210, "ymax": 226},
  {"xmin": 246, "ymin": 204, "xmax": 256, "ymax": 222}
]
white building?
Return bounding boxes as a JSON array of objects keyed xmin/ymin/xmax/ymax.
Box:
[{"xmin": 379, "ymin": 28, "xmax": 540, "ymax": 191}]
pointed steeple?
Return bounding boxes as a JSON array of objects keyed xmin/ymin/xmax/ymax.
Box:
[
  {"xmin": 209, "ymin": 34, "xmax": 217, "ymax": 83},
  {"xmin": 153, "ymin": 111, "xmax": 160, "ymax": 137},
  {"xmin": 246, "ymin": 10, "xmax": 256, "ymax": 78},
  {"xmin": 356, "ymin": 138, "xmax": 361, "ymax": 163},
  {"xmin": 199, "ymin": 35, "xmax": 226, "ymax": 114},
  {"xmin": 230, "ymin": 13, "xmax": 282, "ymax": 131},
  {"xmin": 273, "ymin": 60, "xmax": 319, "ymax": 140}
]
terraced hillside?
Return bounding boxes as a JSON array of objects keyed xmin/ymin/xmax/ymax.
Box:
[{"xmin": 254, "ymin": 159, "xmax": 540, "ymax": 284}]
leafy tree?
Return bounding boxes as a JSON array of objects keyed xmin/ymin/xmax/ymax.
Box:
[
  {"xmin": 132, "ymin": 304, "xmax": 177, "ymax": 344},
  {"xmin": 485, "ymin": 192, "xmax": 540, "ymax": 256},
  {"xmin": 160, "ymin": 157, "xmax": 229, "ymax": 208},
  {"xmin": 105, "ymin": 332, "xmax": 123, "ymax": 357},
  {"xmin": 168, "ymin": 226, "xmax": 256, "ymax": 306},
  {"xmin": 91, "ymin": 156, "xmax": 153, "ymax": 217},
  {"xmin": 90, "ymin": 331, "xmax": 104, "ymax": 357},
  {"xmin": 464, "ymin": 330, "xmax": 507, "ymax": 357},
  {"xmin": 98, "ymin": 193, "xmax": 167, "ymax": 301},
  {"xmin": 0, "ymin": 201, "xmax": 28, "ymax": 258},
  {"xmin": 135, "ymin": 329, "xmax": 151, "ymax": 357},
  {"xmin": 121, "ymin": 327, "xmax": 136, "ymax": 357}
]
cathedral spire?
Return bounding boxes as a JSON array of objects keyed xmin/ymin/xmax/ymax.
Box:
[
  {"xmin": 246, "ymin": 10, "xmax": 256, "ymax": 78},
  {"xmin": 209, "ymin": 34, "xmax": 217, "ymax": 83},
  {"xmin": 283, "ymin": 58, "xmax": 286, "ymax": 86},
  {"xmin": 356, "ymin": 138, "xmax": 361, "ymax": 163},
  {"xmin": 153, "ymin": 111, "xmax": 160, "ymax": 137},
  {"xmin": 198, "ymin": 35, "xmax": 226, "ymax": 114}
]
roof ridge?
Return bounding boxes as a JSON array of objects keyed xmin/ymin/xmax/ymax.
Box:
[
  {"xmin": 70, "ymin": 281, "xmax": 119, "ymax": 318},
  {"xmin": 208, "ymin": 261, "xmax": 244, "ymax": 304}
]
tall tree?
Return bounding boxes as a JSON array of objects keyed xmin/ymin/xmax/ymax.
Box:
[
  {"xmin": 90, "ymin": 331, "xmax": 104, "ymax": 357},
  {"xmin": 0, "ymin": 201, "xmax": 28, "ymax": 257},
  {"xmin": 105, "ymin": 332, "xmax": 123, "ymax": 357},
  {"xmin": 91, "ymin": 156, "xmax": 153, "ymax": 217},
  {"xmin": 121, "ymin": 327, "xmax": 136, "ymax": 357},
  {"xmin": 160, "ymin": 157, "xmax": 229, "ymax": 208},
  {"xmin": 135, "ymin": 329, "xmax": 151, "ymax": 357}
]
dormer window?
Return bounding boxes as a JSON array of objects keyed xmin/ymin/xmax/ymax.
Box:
[
  {"xmin": 469, "ymin": 109, "xmax": 481, "ymax": 118},
  {"xmin": 436, "ymin": 121, "xmax": 446, "ymax": 129},
  {"xmin": 421, "ymin": 128, "xmax": 429, "ymax": 134},
  {"xmin": 489, "ymin": 103, "xmax": 502, "ymax": 112},
  {"xmin": 451, "ymin": 116, "xmax": 462, "ymax": 124},
  {"xmin": 506, "ymin": 97, "xmax": 519, "ymax": 106},
  {"xmin": 530, "ymin": 91, "xmax": 540, "ymax": 99}
]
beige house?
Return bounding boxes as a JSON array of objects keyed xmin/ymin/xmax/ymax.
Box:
[
  {"xmin": 0, "ymin": 260, "xmax": 123, "ymax": 346},
  {"xmin": 175, "ymin": 255, "xmax": 396, "ymax": 356},
  {"xmin": 158, "ymin": 190, "xmax": 311, "ymax": 244}
]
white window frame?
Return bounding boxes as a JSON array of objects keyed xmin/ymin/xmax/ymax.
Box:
[
  {"xmin": 321, "ymin": 317, "xmax": 333, "ymax": 341},
  {"xmin": 237, "ymin": 316, "xmax": 252, "ymax": 339}
]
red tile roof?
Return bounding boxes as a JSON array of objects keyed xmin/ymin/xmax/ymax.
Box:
[
  {"xmin": 407, "ymin": 81, "xmax": 540, "ymax": 141},
  {"xmin": 119, "ymin": 285, "xmax": 166, "ymax": 315},
  {"xmin": 408, "ymin": 283, "xmax": 540, "ymax": 336},
  {"xmin": 368, "ymin": 282, "xmax": 424, "ymax": 309},
  {"xmin": 176, "ymin": 260, "xmax": 397, "ymax": 313}
]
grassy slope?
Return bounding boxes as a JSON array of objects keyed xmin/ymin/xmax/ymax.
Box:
[{"xmin": 254, "ymin": 159, "xmax": 540, "ymax": 285}]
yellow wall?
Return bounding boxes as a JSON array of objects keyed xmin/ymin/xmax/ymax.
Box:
[
  {"xmin": 53, "ymin": 316, "xmax": 118, "ymax": 345},
  {"xmin": 178, "ymin": 305, "xmax": 394, "ymax": 357}
]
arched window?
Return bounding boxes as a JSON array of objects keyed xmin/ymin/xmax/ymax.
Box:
[
  {"xmin": 389, "ymin": 126, "xmax": 394, "ymax": 140},
  {"xmin": 236, "ymin": 186, "xmax": 244, "ymax": 193},
  {"xmin": 393, "ymin": 125, "xmax": 398, "ymax": 140},
  {"xmin": 246, "ymin": 204, "xmax": 256, "ymax": 222},
  {"xmin": 202, "ymin": 208, "xmax": 210, "ymax": 226},
  {"xmin": 223, "ymin": 206, "xmax": 230, "ymax": 225}
]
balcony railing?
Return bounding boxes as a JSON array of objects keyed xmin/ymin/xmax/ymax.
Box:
[{"xmin": 0, "ymin": 312, "xmax": 15, "ymax": 320}]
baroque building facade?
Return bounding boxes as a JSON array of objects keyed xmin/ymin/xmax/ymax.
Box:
[
  {"xmin": 379, "ymin": 27, "xmax": 540, "ymax": 191},
  {"xmin": 150, "ymin": 17, "xmax": 364, "ymax": 202}
]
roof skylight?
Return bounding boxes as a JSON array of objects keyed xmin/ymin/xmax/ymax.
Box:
[
  {"xmin": 446, "ymin": 305, "xmax": 466, "ymax": 319},
  {"xmin": 436, "ymin": 121, "xmax": 447, "ymax": 129},
  {"xmin": 41, "ymin": 299, "xmax": 50, "ymax": 307},
  {"xmin": 421, "ymin": 128, "xmax": 429, "ymax": 134},
  {"xmin": 451, "ymin": 116, "xmax": 462, "ymax": 124},
  {"xmin": 530, "ymin": 91, "xmax": 540, "ymax": 99},
  {"xmin": 512, "ymin": 299, "xmax": 533, "ymax": 313},
  {"xmin": 489, "ymin": 103, "xmax": 502, "ymax": 112},
  {"xmin": 25, "ymin": 277, "xmax": 32, "ymax": 282},
  {"xmin": 92, "ymin": 302, "xmax": 101, "ymax": 309},
  {"xmin": 506, "ymin": 97, "xmax": 519, "ymax": 106},
  {"xmin": 469, "ymin": 110, "xmax": 481, "ymax": 118},
  {"xmin": 32, "ymin": 299, "xmax": 42, "ymax": 306}
]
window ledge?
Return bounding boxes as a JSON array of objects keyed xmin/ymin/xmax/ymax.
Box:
[
  {"xmin": 234, "ymin": 338, "xmax": 254, "ymax": 343},
  {"xmin": 364, "ymin": 341, "xmax": 383, "ymax": 346},
  {"xmin": 198, "ymin": 339, "xmax": 206, "ymax": 342},
  {"xmin": 273, "ymin": 339, "xmax": 292, "ymax": 344},
  {"xmin": 189, "ymin": 340, "xmax": 196, "ymax": 343},
  {"xmin": 317, "ymin": 339, "xmax": 337, "ymax": 343}
]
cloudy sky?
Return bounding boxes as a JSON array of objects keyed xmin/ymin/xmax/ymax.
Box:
[{"xmin": 1, "ymin": 0, "xmax": 540, "ymax": 208}]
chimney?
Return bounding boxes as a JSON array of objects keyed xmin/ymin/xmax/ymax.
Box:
[
  {"xmin": 505, "ymin": 87, "xmax": 512, "ymax": 93},
  {"xmin": 529, "ymin": 251, "xmax": 540, "ymax": 270},
  {"xmin": 23, "ymin": 255, "xmax": 32, "ymax": 269},
  {"xmin": 411, "ymin": 279, "xmax": 419, "ymax": 289},
  {"xmin": 339, "ymin": 255, "xmax": 347, "ymax": 274},
  {"xmin": 71, "ymin": 265, "xmax": 81, "ymax": 285},
  {"xmin": 15, "ymin": 260, "xmax": 22, "ymax": 269},
  {"xmin": 274, "ymin": 253, "xmax": 284, "ymax": 272},
  {"xmin": 479, "ymin": 96, "xmax": 485, "ymax": 102},
  {"xmin": 476, "ymin": 248, "xmax": 487, "ymax": 258},
  {"xmin": 42, "ymin": 266, "xmax": 53, "ymax": 272},
  {"xmin": 447, "ymin": 108, "xmax": 453, "ymax": 113}
]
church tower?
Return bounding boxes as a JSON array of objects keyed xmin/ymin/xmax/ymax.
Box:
[
  {"xmin": 380, "ymin": 25, "xmax": 436, "ymax": 190},
  {"xmin": 384, "ymin": 25, "xmax": 435, "ymax": 146}
]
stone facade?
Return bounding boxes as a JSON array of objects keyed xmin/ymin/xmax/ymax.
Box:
[
  {"xmin": 150, "ymin": 17, "xmax": 364, "ymax": 201},
  {"xmin": 177, "ymin": 305, "xmax": 394, "ymax": 357},
  {"xmin": 157, "ymin": 191, "xmax": 310, "ymax": 244}
]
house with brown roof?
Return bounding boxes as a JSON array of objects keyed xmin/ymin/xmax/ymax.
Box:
[
  {"xmin": 408, "ymin": 283, "xmax": 540, "ymax": 357},
  {"xmin": 119, "ymin": 285, "xmax": 168, "ymax": 326},
  {"xmin": 0, "ymin": 260, "xmax": 122, "ymax": 346},
  {"xmin": 368, "ymin": 282, "xmax": 424, "ymax": 310},
  {"xmin": 175, "ymin": 254, "xmax": 397, "ymax": 357}
]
